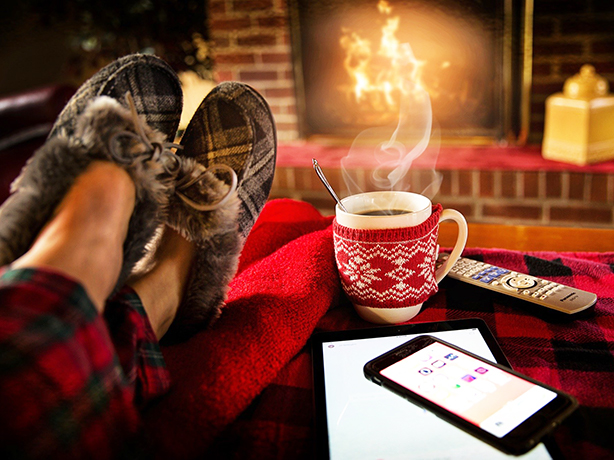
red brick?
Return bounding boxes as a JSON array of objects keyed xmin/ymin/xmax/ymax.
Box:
[
  {"xmin": 237, "ymin": 34, "xmax": 277, "ymax": 47},
  {"xmin": 275, "ymin": 121, "xmax": 299, "ymax": 131},
  {"xmin": 545, "ymin": 172, "xmax": 562, "ymax": 198},
  {"xmin": 274, "ymin": 0, "xmax": 288, "ymax": 11},
  {"xmin": 500, "ymin": 171, "xmax": 517, "ymax": 197},
  {"xmin": 210, "ymin": 18, "xmax": 252, "ymax": 30},
  {"xmin": 294, "ymin": 167, "xmax": 314, "ymax": 190},
  {"xmin": 590, "ymin": 174, "xmax": 610, "ymax": 202},
  {"xmin": 239, "ymin": 70, "xmax": 279, "ymax": 81},
  {"xmin": 257, "ymin": 16, "xmax": 287, "ymax": 28},
  {"xmin": 284, "ymin": 69, "xmax": 294, "ymax": 80},
  {"xmin": 268, "ymin": 105, "xmax": 283, "ymax": 115},
  {"xmin": 285, "ymin": 104, "xmax": 297, "ymax": 115},
  {"xmin": 437, "ymin": 200, "xmax": 475, "ymax": 219},
  {"xmin": 262, "ymin": 52, "xmax": 292, "ymax": 63},
  {"xmin": 321, "ymin": 167, "xmax": 344, "ymax": 195},
  {"xmin": 265, "ymin": 87, "xmax": 295, "ymax": 98},
  {"xmin": 550, "ymin": 206, "xmax": 612, "ymax": 224},
  {"xmin": 233, "ymin": 0, "xmax": 274, "ymax": 12},
  {"xmin": 457, "ymin": 171, "xmax": 473, "ymax": 196},
  {"xmin": 479, "ymin": 171, "xmax": 494, "ymax": 197},
  {"xmin": 271, "ymin": 167, "xmax": 289, "ymax": 189},
  {"xmin": 209, "ymin": 1, "xmax": 226, "ymax": 14},
  {"xmin": 568, "ymin": 172, "xmax": 585, "ymax": 200},
  {"xmin": 214, "ymin": 53, "xmax": 256, "ymax": 64},
  {"xmin": 437, "ymin": 170, "xmax": 453, "ymax": 196},
  {"xmin": 482, "ymin": 204, "xmax": 542, "ymax": 220},
  {"xmin": 523, "ymin": 172, "xmax": 539, "ymax": 199},
  {"xmin": 212, "ymin": 37, "xmax": 231, "ymax": 48},
  {"xmin": 215, "ymin": 70, "xmax": 235, "ymax": 81}
]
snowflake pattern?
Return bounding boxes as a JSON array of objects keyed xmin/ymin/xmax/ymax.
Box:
[{"xmin": 334, "ymin": 226, "xmax": 439, "ymax": 308}]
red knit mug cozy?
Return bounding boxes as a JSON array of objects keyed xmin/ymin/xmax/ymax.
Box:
[{"xmin": 333, "ymin": 204, "xmax": 443, "ymax": 309}]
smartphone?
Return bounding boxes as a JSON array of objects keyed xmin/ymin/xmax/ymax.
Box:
[{"xmin": 363, "ymin": 335, "xmax": 578, "ymax": 456}]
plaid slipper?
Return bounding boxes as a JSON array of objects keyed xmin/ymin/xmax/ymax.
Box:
[
  {"xmin": 0, "ymin": 54, "xmax": 183, "ymax": 293},
  {"xmin": 50, "ymin": 53, "xmax": 182, "ymax": 140},
  {"xmin": 177, "ymin": 81, "xmax": 276, "ymax": 239},
  {"xmin": 162, "ymin": 82, "xmax": 277, "ymax": 339}
]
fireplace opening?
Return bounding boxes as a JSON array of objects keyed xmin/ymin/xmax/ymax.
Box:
[{"xmin": 290, "ymin": 0, "xmax": 532, "ymax": 144}]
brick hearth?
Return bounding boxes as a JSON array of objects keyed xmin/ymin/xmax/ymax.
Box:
[{"xmin": 271, "ymin": 145, "xmax": 614, "ymax": 228}]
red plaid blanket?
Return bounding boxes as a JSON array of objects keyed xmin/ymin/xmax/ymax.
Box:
[{"xmin": 143, "ymin": 199, "xmax": 614, "ymax": 459}]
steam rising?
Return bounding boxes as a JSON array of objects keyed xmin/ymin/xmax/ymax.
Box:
[
  {"xmin": 340, "ymin": 45, "xmax": 442, "ymax": 200},
  {"xmin": 340, "ymin": 1, "xmax": 442, "ymax": 200}
]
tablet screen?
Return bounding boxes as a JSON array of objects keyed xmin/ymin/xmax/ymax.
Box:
[{"xmin": 313, "ymin": 320, "xmax": 552, "ymax": 459}]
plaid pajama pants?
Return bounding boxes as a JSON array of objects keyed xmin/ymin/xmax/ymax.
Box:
[{"xmin": 0, "ymin": 267, "xmax": 171, "ymax": 459}]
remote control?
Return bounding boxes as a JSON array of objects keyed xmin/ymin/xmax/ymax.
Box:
[{"xmin": 438, "ymin": 254, "xmax": 597, "ymax": 314}]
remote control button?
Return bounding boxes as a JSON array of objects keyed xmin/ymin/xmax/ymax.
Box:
[{"xmin": 506, "ymin": 276, "xmax": 538, "ymax": 289}]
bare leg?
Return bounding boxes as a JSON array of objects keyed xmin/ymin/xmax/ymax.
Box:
[
  {"xmin": 12, "ymin": 162, "xmax": 135, "ymax": 312},
  {"xmin": 129, "ymin": 228, "xmax": 195, "ymax": 339}
]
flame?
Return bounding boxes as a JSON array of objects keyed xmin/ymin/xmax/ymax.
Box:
[{"xmin": 340, "ymin": 0, "xmax": 426, "ymax": 114}]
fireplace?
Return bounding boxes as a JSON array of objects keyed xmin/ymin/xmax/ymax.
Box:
[
  {"xmin": 208, "ymin": 0, "xmax": 614, "ymax": 228},
  {"xmin": 289, "ymin": 0, "xmax": 533, "ymax": 144}
]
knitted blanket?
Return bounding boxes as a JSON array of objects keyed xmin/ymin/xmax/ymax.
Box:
[{"xmin": 143, "ymin": 199, "xmax": 614, "ymax": 459}]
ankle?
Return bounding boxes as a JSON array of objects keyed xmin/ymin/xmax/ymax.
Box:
[
  {"xmin": 12, "ymin": 161, "xmax": 137, "ymax": 311},
  {"xmin": 130, "ymin": 228, "xmax": 195, "ymax": 339}
]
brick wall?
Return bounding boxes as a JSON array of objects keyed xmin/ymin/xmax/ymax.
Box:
[
  {"xmin": 530, "ymin": 0, "xmax": 614, "ymax": 143},
  {"xmin": 208, "ymin": 0, "xmax": 299, "ymax": 141},
  {"xmin": 271, "ymin": 165, "xmax": 614, "ymax": 228}
]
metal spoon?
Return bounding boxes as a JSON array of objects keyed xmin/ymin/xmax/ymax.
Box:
[{"xmin": 312, "ymin": 158, "xmax": 348, "ymax": 212}]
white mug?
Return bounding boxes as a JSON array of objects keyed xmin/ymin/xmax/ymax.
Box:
[{"xmin": 334, "ymin": 191, "xmax": 468, "ymax": 324}]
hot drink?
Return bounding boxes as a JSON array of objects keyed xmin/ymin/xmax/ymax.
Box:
[{"xmin": 356, "ymin": 209, "xmax": 411, "ymax": 216}]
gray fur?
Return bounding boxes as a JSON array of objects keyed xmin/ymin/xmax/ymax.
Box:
[
  {"xmin": 0, "ymin": 96, "xmax": 174, "ymax": 293},
  {"xmin": 164, "ymin": 159, "xmax": 242, "ymax": 340}
]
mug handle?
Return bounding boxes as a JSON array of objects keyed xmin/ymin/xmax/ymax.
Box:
[{"xmin": 435, "ymin": 209, "xmax": 468, "ymax": 283}]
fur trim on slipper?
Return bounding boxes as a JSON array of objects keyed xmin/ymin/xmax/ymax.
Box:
[
  {"xmin": 0, "ymin": 96, "xmax": 176, "ymax": 292},
  {"xmin": 163, "ymin": 159, "xmax": 242, "ymax": 340}
]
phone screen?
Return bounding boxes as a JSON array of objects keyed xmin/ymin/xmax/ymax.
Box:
[
  {"xmin": 380, "ymin": 341, "xmax": 558, "ymax": 438},
  {"xmin": 319, "ymin": 326, "xmax": 553, "ymax": 459}
]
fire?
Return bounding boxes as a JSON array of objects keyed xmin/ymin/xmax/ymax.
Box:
[{"xmin": 340, "ymin": 0, "xmax": 426, "ymax": 115}]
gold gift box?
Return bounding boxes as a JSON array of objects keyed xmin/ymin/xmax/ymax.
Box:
[{"xmin": 542, "ymin": 65, "xmax": 614, "ymax": 165}]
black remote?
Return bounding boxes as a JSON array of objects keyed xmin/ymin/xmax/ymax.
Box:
[{"xmin": 438, "ymin": 254, "xmax": 597, "ymax": 314}]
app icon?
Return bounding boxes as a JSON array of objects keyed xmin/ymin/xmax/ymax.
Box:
[
  {"xmin": 432, "ymin": 360, "xmax": 446, "ymax": 368},
  {"xmin": 419, "ymin": 368, "xmax": 433, "ymax": 375},
  {"xmin": 461, "ymin": 374, "xmax": 476, "ymax": 383},
  {"xmin": 475, "ymin": 367, "xmax": 488, "ymax": 374},
  {"xmin": 444, "ymin": 353, "xmax": 458, "ymax": 361}
]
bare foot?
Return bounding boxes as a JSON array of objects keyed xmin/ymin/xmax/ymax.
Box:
[
  {"xmin": 12, "ymin": 161, "xmax": 136, "ymax": 312},
  {"xmin": 129, "ymin": 227, "xmax": 195, "ymax": 339}
]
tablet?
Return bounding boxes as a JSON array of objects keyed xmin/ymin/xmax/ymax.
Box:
[{"xmin": 311, "ymin": 318, "xmax": 554, "ymax": 460}]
